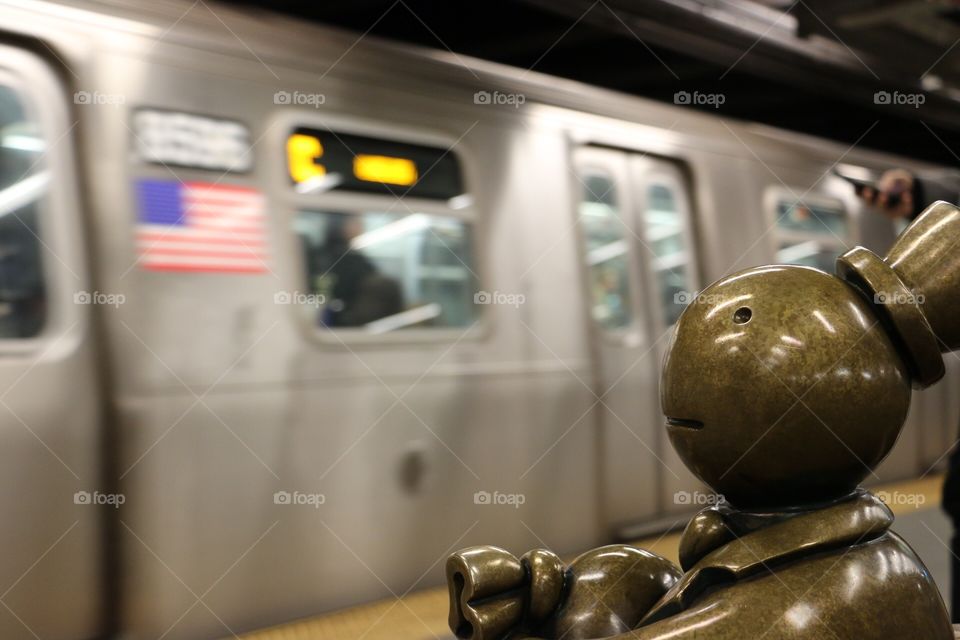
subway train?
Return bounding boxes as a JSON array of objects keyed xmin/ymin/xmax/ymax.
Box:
[{"xmin": 1, "ymin": 1, "xmax": 958, "ymax": 638}]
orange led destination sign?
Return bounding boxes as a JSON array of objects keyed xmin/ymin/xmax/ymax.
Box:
[
  {"xmin": 286, "ymin": 127, "xmax": 463, "ymax": 199},
  {"xmin": 352, "ymin": 154, "xmax": 418, "ymax": 186}
]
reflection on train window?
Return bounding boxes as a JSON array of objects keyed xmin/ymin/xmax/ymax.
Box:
[
  {"xmin": 642, "ymin": 184, "xmax": 692, "ymax": 326},
  {"xmin": 578, "ymin": 174, "xmax": 633, "ymax": 330},
  {"xmin": 776, "ymin": 241, "xmax": 840, "ymax": 273},
  {"xmin": 775, "ymin": 199, "xmax": 847, "ymax": 236},
  {"xmin": 295, "ymin": 210, "xmax": 476, "ymax": 332},
  {"xmin": 0, "ymin": 85, "xmax": 46, "ymax": 338}
]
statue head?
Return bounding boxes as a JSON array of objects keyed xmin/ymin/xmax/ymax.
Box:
[{"xmin": 661, "ymin": 202, "xmax": 960, "ymax": 509}]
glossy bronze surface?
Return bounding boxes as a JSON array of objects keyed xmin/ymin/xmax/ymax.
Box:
[
  {"xmin": 640, "ymin": 491, "xmax": 893, "ymax": 625},
  {"xmin": 448, "ymin": 494, "xmax": 951, "ymax": 639},
  {"xmin": 445, "ymin": 201, "xmax": 960, "ymax": 639},
  {"xmin": 662, "ymin": 264, "xmax": 910, "ymax": 508},
  {"xmin": 447, "ymin": 546, "xmax": 527, "ymax": 640},
  {"xmin": 447, "ymin": 545, "xmax": 681, "ymax": 640},
  {"xmin": 836, "ymin": 246, "xmax": 944, "ymax": 386},
  {"xmin": 835, "ymin": 200, "xmax": 960, "ymax": 386}
]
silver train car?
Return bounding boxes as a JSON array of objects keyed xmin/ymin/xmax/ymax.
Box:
[{"xmin": 0, "ymin": 1, "xmax": 957, "ymax": 638}]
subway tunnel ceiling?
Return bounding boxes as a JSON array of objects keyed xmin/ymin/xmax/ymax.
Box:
[{"xmin": 223, "ymin": 0, "xmax": 960, "ymax": 166}]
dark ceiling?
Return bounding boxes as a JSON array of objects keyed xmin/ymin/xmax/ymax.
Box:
[{"xmin": 228, "ymin": 0, "xmax": 960, "ymax": 167}]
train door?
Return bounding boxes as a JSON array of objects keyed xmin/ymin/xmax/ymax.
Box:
[
  {"xmin": 627, "ymin": 156, "xmax": 708, "ymax": 521},
  {"xmin": 0, "ymin": 46, "xmax": 103, "ymax": 637},
  {"xmin": 572, "ymin": 147, "xmax": 703, "ymax": 534}
]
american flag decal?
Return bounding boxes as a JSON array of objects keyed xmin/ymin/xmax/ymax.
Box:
[{"xmin": 135, "ymin": 179, "xmax": 268, "ymax": 273}]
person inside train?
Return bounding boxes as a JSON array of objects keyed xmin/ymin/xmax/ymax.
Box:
[
  {"xmin": 859, "ymin": 168, "xmax": 960, "ymax": 622},
  {"xmin": 308, "ymin": 213, "xmax": 404, "ymax": 327}
]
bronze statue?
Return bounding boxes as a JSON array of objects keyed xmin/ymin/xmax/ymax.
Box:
[{"xmin": 446, "ymin": 201, "xmax": 960, "ymax": 639}]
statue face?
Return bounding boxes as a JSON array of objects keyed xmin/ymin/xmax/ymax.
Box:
[{"xmin": 661, "ymin": 266, "xmax": 911, "ymax": 509}]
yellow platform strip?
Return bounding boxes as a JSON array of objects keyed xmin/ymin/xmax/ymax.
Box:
[{"xmin": 236, "ymin": 474, "xmax": 946, "ymax": 640}]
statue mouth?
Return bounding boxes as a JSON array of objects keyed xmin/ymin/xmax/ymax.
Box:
[{"xmin": 666, "ymin": 416, "xmax": 705, "ymax": 430}]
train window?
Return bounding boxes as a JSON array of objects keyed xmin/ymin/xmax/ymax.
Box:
[
  {"xmin": 578, "ymin": 174, "xmax": 633, "ymax": 331},
  {"xmin": 642, "ymin": 183, "xmax": 693, "ymax": 326},
  {"xmin": 775, "ymin": 199, "xmax": 847, "ymax": 236},
  {"xmin": 294, "ymin": 210, "xmax": 476, "ymax": 332},
  {"xmin": 772, "ymin": 194, "xmax": 848, "ymax": 273},
  {"xmin": 0, "ymin": 85, "xmax": 46, "ymax": 338}
]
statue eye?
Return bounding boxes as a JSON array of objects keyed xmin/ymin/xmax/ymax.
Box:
[{"xmin": 733, "ymin": 307, "xmax": 752, "ymax": 324}]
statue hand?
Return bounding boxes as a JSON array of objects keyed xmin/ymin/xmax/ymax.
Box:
[
  {"xmin": 447, "ymin": 545, "xmax": 682, "ymax": 640},
  {"xmin": 446, "ymin": 546, "xmax": 564, "ymax": 640}
]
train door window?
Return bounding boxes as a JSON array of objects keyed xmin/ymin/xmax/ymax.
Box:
[
  {"xmin": 0, "ymin": 84, "xmax": 46, "ymax": 338},
  {"xmin": 577, "ymin": 173, "xmax": 634, "ymax": 331},
  {"xmin": 770, "ymin": 191, "xmax": 849, "ymax": 273},
  {"xmin": 294, "ymin": 210, "xmax": 476, "ymax": 332},
  {"xmin": 640, "ymin": 181, "xmax": 694, "ymax": 326}
]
